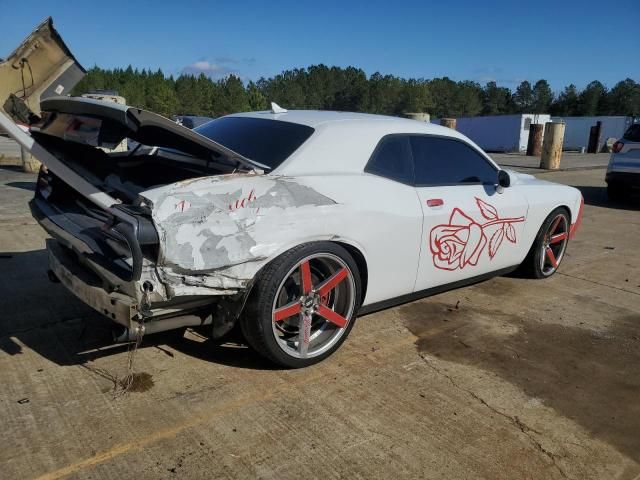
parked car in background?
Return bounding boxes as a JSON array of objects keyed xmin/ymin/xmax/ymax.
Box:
[
  {"xmin": 607, "ymin": 123, "xmax": 640, "ymax": 200},
  {"xmin": 0, "ymin": 99, "xmax": 583, "ymax": 368},
  {"xmin": 174, "ymin": 115, "xmax": 214, "ymax": 129}
]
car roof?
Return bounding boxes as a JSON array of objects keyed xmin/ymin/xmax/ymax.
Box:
[
  {"xmin": 224, "ymin": 109, "xmax": 496, "ymax": 176},
  {"xmin": 227, "ymin": 109, "xmax": 451, "ymax": 133}
]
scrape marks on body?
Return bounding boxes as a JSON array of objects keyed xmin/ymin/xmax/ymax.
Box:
[{"xmin": 143, "ymin": 176, "xmax": 338, "ymax": 296}]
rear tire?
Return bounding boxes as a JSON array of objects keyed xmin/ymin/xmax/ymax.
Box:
[
  {"xmin": 240, "ymin": 242, "xmax": 361, "ymax": 368},
  {"xmin": 518, "ymin": 208, "xmax": 570, "ymax": 279}
]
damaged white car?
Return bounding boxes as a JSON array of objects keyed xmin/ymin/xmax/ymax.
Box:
[{"xmin": 0, "ymin": 99, "xmax": 583, "ymax": 367}]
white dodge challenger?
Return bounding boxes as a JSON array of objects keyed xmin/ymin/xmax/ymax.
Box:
[{"xmin": 0, "ymin": 98, "xmax": 583, "ymax": 367}]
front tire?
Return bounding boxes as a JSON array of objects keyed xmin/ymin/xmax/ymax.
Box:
[
  {"xmin": 240, "ymin": 242, "xmax": 362, "ymax": 368},
  {"xmin": 519, "ymin": 208, "xmax": 570, "ymax": 279}
]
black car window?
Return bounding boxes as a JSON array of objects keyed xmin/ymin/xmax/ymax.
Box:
[
  {"xmin": 623, "ymin": 124, "xmax": 640, "ymax": 142},
  {"xmin": 195, "ymin": 117, "xmax": 315, "ymax": 169},
  {"xmin": 410, "ymin": 136, "xmax": 497, "ymax": 185},
  {"xmin": 365, "ymin": 136, "xmax": 414, "ymax": 184}
]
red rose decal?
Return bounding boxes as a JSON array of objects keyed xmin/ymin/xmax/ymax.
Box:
[
  {"xmin": 429, "ymin": 198, "xmax": 525, "ymax": 271},
  {"xmin": 430, "ymin": 209, "xmax": 487, "ymax": 270}
]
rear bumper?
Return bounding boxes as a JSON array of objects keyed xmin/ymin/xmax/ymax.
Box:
[{"xmin": 605, "ymin": 171, "xmax": 640, "ymax": 189}]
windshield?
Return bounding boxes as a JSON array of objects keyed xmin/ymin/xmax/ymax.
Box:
[
  {"xmin": 623, "ymin": 124, "xmax": 640, "ymax": 142},
  {"xmin": 194, "ymin": 116, "xmax": 315, "ymax": 170}
]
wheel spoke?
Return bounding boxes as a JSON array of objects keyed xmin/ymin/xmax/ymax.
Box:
[
  {"xmin": 316, "ymin": 305, "xmax": 348, "ymax": 328},
  {"xmin": 298, "ymin": 312, "xmax": 312, "ymax": 357},
  {"xmin": 545, "ymin": 247, "xmax": 558, "ymax": 269},
  {"xmin": 273, "ymin": 301, "xmax": 301, "ymax": 322},
  {"xmin": 300, "ymin": 260, "xmax": 313, "ymax": 294},
  {"xmin": 550, "ymin": 232, "xmax": 567, "ymax": 244},
  {"xmin": 316, "ymin": 268, "xmax": 349, "ymax": 297},
  {"xmin": 549, "ymin": 216, "xmax": 562, "ymax": 235}
]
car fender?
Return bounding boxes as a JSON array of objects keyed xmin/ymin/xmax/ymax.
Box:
[
  {"xmin": 509, "ymin": 171, "xmax": 583, "ymax": 257},
  {"xmin": 141, "ymin": 174, "xmax": 370, "ymax": 299}
]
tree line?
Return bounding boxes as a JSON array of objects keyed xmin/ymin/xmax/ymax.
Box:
[{"xmin": 71, "ymin": 65, "xmax": 640, "ymax": 119}]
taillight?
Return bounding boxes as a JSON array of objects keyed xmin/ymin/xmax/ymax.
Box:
[{"xmin": 612, "ymin": 141, "xmax": 623, "ymax": 153}]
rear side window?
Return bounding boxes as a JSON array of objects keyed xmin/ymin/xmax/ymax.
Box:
[
  {"xmin": 365, "ymin": 136, "xmax": 414, "ymax": 184},
  {"xmin": 195, "ymin": 117, "xmax": 315, "ymax": 169},
  {"xmin": 623, "ymin": 124, "xmax": 640, "ymax": 142},
  {"xmin": 410, "ymin": 136, "xmax": 497, "ymax": 185}
]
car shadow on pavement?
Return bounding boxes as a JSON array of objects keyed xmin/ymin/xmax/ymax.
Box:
[
  {"xmin": 6, "ymin": 181, "xmax": 36, "ymax": 191},
  {"xmin": 575, "ymin": 185, "xmax": 640, "ymax": 211},
  {"xmin": 0, "ymin": 249, "xmax": 279, "ymax": 372}
]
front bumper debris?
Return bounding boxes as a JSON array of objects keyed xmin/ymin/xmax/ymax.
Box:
[{"xmin": 48, "ymin": 239, "xmax": 138, "ymax": 327}]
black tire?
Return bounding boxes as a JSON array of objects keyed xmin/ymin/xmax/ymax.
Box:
[
  {"xmin": 240, "ymin": 242, "xmax": 362, "ymax": 368},
  {"xmin": 607, "ymin": 183, "xmax": 626, "ymax": 202},
  {"xmin": 518, "ymin": 207, "xmax": 570, "ymax": 279}
]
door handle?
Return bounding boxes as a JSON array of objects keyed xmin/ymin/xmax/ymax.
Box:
[{"xmin": 426, "ymin": 198, "xmax": 444, "ymax": 207}]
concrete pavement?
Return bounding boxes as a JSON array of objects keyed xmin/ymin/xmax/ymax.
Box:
[
  {"xmin": 0, "ymin": 165, "xmax": 638, "ymax": 479},
  {"xmin": 0, "ymin": 137, "xmax": 21, "ymax": 164},
  {"xmin": 490, "ymin": 152, "xmax": 610, "ymax": 171}
]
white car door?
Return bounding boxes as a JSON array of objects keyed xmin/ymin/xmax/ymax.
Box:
[{"xmin": 409, "ymin": 135, "xmax": 529, "ymax": 292}]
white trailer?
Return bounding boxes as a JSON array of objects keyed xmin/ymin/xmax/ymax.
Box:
[
  {"xmin": 552, "ymin": 116, "xmax": 634, "ymax": 151},
  {"xmin": 452, "ymin": 114, "xmax": 551, "ymax": 152}
]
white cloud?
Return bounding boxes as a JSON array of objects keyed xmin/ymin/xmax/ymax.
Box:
[{"xmin": 181, "ymin": 60, "xmax": 235, "ymax": 78}]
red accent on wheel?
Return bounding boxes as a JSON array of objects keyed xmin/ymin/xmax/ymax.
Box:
[
  {"xmin": 546, "ymin": 247, "xmax": 558, "ymax": 268},
  {"xmin": 317, "ymin": 268, "xmax": 349, "ymax": 297},
  {"xmin": 300, "ymin": 260, "xmax": 313, "ymax": 294},
  {"xmin": 569, "ymin": 195, "xmax": 584, "ymax": 239},
  {"xmin": 549, "ymin": 216, "xmax": 562, "ymax": 235},
  {"xmin": 316, "ymin": 305, "xmax": 348, "ymax": 328},
  {"xmin": 273, "ymin": 302, "xmax": 301, "ymax": 321},
  {"xmin": 550, "ymin": 232, "xmax": 568, "ymax": 244}
]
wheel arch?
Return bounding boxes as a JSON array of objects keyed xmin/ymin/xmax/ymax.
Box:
[
  {"xmin": 244, "ymin": 237, "xmax": 369, "ymax": 307},
  {"xmin": 518, "ymin": 203, "xmax": 571, "ymax": 265},
  {"xmin": 334, "ymin": 240, "xmax": 368, "ymax": 306}
]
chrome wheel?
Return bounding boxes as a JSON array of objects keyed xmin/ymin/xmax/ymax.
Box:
[
  {"xmin": 271, "ymin": 253, "xmax": 356, "ymax": 359},
  {"xmin": 540, "ymin": 213, "xmax": 569, "ymax": 276}
]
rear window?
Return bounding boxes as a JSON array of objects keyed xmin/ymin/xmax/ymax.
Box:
[
  {"xmin": 195, "ymin": 117, "xmax": 314, "ymax": 169},
  {"xmin": 365, "ymin": 136, "xmax": 414, "ymax": 184},
  {"xmin": 623, "ymin": 124, "xmax": 640, "ymax": 142}
]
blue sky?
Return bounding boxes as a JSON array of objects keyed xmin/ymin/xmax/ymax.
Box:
[{"xmin": 1, "ymin": 0, "xmax": 638, "ymax": 91}]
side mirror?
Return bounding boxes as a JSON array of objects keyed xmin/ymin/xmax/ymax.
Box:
[{"xmin": 497, "ymin": 170, "xmax": 511, "ymax": 188}]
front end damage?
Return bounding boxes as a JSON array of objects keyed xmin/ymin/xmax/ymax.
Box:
[
  {"xmin": 29, "ymin": 173, "xmax": 223, "ymax": 338},
  {"xmin": 0, "ymin": 92, "xmax": 337, "ymax": 340},
  {"xmin": 142, "ymin": 175, "xmax": 337, "ymax": 298},
  {"xmin": 0, "ymin": 21, "xmax": 336, "ymax": 339},
  {"xmin": 32, "ymin": 167, "xmax": 336, "ymax": 340}
]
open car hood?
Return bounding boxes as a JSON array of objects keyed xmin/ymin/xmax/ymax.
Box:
[
  {"xmin": 0, "ymin": 17, "xmax": 85, "ymax": 123},
  {"xmin": 35, "ymin": 96, "xmax": 266, "ymax": 171}
]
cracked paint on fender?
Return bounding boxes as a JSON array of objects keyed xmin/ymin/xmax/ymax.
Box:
[{"xmin": 140, "ymin": 175, "xmax": 337, "ymax": 293}]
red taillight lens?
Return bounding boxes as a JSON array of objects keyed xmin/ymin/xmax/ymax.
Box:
[{"xmin": 612, "ymin": 141, "xmax": 623, "ymax": 153}]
